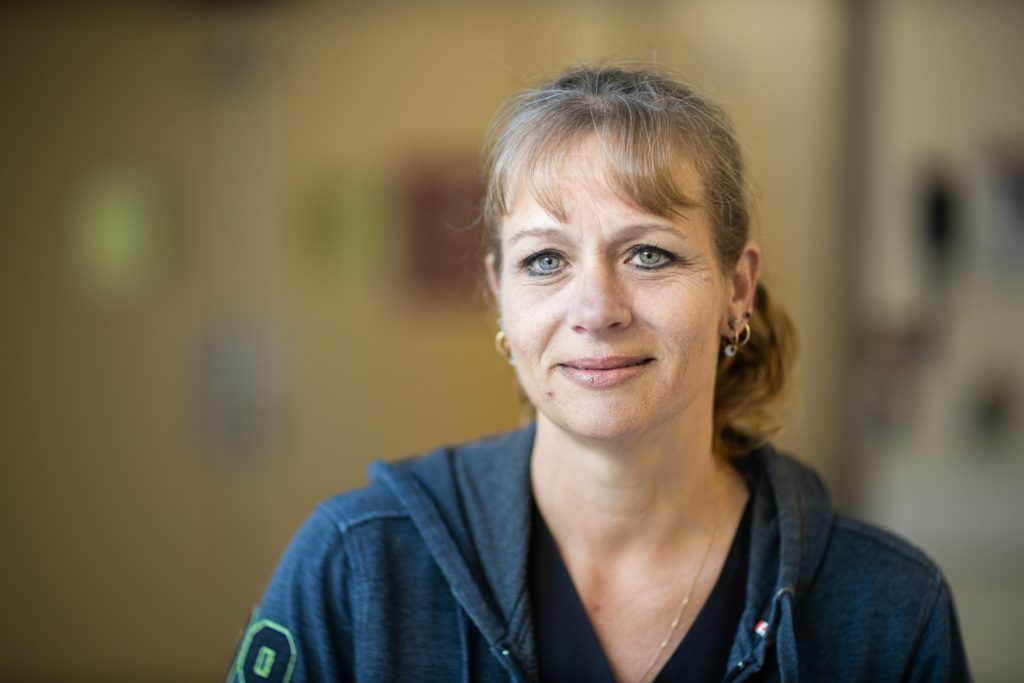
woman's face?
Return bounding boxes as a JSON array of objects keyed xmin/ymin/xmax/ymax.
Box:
[{"xmin": 488, "ymin": 138, "xmax": 758, "ymax": 443}]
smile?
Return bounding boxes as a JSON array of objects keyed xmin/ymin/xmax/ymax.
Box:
[{"xmin": 557, "ymin": 357, "xmax": 654, "ymax": 388}]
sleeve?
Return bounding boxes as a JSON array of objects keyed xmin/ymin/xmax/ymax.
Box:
[
  {"xmin": 226, "ymin": 504, "xmax": 355, "ymax": 683},
  {"xmin": 904, "ymin": 579, "xmax": 972, "ymax": 683}
]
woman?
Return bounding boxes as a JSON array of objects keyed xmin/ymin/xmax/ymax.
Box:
[{"xmin": 228, "ymin": 66, "xmax": 970, "ymax": 683}]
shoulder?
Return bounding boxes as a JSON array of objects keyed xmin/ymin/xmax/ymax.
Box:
[
  {"xmin": 261, "ymin": 485, "xmax": 411, "ymax": 598},
  {"xmin": 231, "ymin": 426, "xmax": 537, "ymax": 681},
  {"xmin": 816, "ymin": 514, "xmax": 953, "ymax": 635},
  {"xmin": 797, "ymin": 514, "xmax": 969, "ymax": 680},
  {"xmin": 827, "ymin": 514, "xmax": 945, "ymax": 589},
  {"xmin": 277, "ymin": 423, "xmax": 536, "ymax": 564},
  {"xmin": 231, "ymin": 485, "xmax": 434, "ymax": 681},
  {"xmin": 309, "ymin": 482, "xmax": 409, "ymax": 534},
  {"xmin": 279, "ymin": 423, "xmax": 533, "ymax": 544},
  {"xmin": 229, "ymin": 488, "xmax": 403, "ymax": 682},
  {"xmin": 745, "ymin": 445, "xmax": 941, "ymax": 580},
  {"xmin": 814, "ymin": 513, "xmax": 950, "ymax": 622}
]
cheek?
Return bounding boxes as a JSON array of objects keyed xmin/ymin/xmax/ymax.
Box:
[
  {"xmin": 644, "ymin": 284, "xmax": 723, "ymax": 352},
  {"xmin": 500, "ymin": 285, "xmax": 557, "ymax": 350},
  {"xmin": 643, "ymin": 277, "xmax": 711, "ymax": 315}
]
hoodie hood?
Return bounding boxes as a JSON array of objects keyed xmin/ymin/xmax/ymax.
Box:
[
  {"xmin": 369, "ymin": 424, "xmax": 833, "ymax": 683},
  {"xmin": 369, "ymin": 426, "xmax": 538, "ymax": 682},
  {"xmin": 725, "ymin": 442, "xmax": 834, "ymax": 682}
]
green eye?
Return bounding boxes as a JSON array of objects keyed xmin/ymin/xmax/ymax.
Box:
[
  {"xmin": 534, "ymin": 254, "xmax": 562, "ymax": 271},
  {"xmin": 519, "ymin": 250, "xmax": 565, "ymax": 277},
  {"xmin": 627, "ymin": 246, "xmax": 677, "ymax": 270},
  {"xmin": 634, "ymin": 249, "xmax": 663, "ymax": 266}
]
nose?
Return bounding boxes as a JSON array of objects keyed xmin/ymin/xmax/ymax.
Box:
[{"xmin": 567, "ymin": 262, "xmax": 632, "ymax": 334}]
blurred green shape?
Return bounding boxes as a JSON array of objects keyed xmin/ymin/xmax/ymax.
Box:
[
  {"xmin": 308, "ymin": 173, "xmax": 395, "ymax": 276},
  {"xmin": 70, "ymin": 168, "xmax": 172, "ymax": 301}
]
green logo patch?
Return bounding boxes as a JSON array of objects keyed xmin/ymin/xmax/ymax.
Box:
[{"xmin": 231, "ymin": 611, "xmax": 296, "ymax": 683}]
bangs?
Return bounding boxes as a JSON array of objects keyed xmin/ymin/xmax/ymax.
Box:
[{"xmin": 488, "ymin": 103, "xmax": 702, "ymax": 227}]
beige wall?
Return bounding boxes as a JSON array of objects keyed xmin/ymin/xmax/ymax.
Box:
[
  {"xmin": 0, "ymin": 2, "xmax": 846, "ymax": 680},
  {"xmin": 854, "ymin": 2, "xmax": 1024, "ymax": 681}
]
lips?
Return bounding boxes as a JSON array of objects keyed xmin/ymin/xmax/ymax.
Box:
[
  {"xmin": 557, "ymin": 356, "xmax": 654, "ymax": 388},
  {"xmin": 562, "ymin": 357, "xmax": 652, "ymax": 370}
]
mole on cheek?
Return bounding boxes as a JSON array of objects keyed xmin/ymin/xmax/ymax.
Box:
[{"xmin": 700, "ymin": 272, "xmax": 712, "ymax": 282}]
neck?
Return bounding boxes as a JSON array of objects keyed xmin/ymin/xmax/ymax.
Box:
[{"xmin": 530, "ymin": 415, "xmax": 744, "ymax": 564}]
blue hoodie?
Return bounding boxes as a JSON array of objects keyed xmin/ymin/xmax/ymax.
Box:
[{"xmin": 227, "ymin": 425, "xmax": 971, "ymax": 682}]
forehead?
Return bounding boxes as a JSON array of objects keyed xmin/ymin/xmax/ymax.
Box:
[{"xmin": 503, "ymin": 135, "xmax": 706, "ymax": 228}]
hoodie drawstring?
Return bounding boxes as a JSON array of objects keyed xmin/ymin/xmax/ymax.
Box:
[
  {"xmin": 457, "ymin": 606, "xmax": 471, "ymax": 683},
  {"xmin": 776, "ymin": 588, "xmax": 800, "ymax": 683}
]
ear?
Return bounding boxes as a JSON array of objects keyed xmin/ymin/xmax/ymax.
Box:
[
  {"xmin": 485, "ymin": 252, "xmax": 500, "ymax": 303},
  {"xmin": 721, "ymin": 241, "xmax": 761, "ymax": 335}
]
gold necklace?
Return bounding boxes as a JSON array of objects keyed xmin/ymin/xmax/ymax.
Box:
[{"xmin": 635, "ymin": 509, "xmax": 721, "ymax": 683}]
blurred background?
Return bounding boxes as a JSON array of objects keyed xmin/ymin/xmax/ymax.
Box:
[{"xmin": 1, "ymin": 0, "xmax": 1021, "ymax": 681}]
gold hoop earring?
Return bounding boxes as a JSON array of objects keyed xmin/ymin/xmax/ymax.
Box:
[
  {"xmin": 494, "ymin": 319, "xmax": 515, "ymax": 365},
  {"xmin": 723, "ymin": 316, "xmax": 752, "ymax": 357}
]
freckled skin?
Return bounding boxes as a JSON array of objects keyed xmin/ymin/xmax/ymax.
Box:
[{"xmin": 488, "ymin": 139, "xmax": 752, "ymax": 443}]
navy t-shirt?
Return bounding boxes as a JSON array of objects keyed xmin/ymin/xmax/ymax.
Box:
[{"xmin": 529, "ymin": 495, "xmax": 753, "ymax": 682}]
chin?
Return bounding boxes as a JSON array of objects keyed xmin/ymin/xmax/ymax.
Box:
[{"xmin": 538, "ymin": 399, "xmax": 662, "ymax": 444}]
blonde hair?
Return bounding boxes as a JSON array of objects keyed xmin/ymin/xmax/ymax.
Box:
[{"xmin": 483, "ymin": 64, "xmax": 795, "ymax": 456}]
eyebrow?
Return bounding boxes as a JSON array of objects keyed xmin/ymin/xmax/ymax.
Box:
[{"xmin": 507, "ymin": 222, "xmax": 686, "ymax": 247}]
